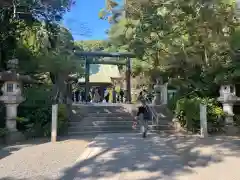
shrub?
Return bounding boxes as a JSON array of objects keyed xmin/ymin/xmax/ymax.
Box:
[
  {"xmin": 0, "ymin": 128, "xmax": 7, "ymax": 138},
  {"xmin": 17, "ymin": 105, "xmax": 52, "ymax": 137},
  {"xmin": 57, "ymin": 104, "xmax": 68, "ymax": 134},
  {"xmin": 17, "ymin": 85, "xmax": 68, "ymax": 138},
  {"xmin": 234, "ymin": 115, "xmax": 240, "ymax": 127},
  {"xmin": 0, "ymin": 102, "xmax": 6, "ymax": 129},
  {"xmin": 18, "ymin": 105, "xmax": 68, "ymax": 138},
  {"xmin": 175, "ymin": 96, "xmax": 225, "ymax": 133},
  {"xmin": 167, "ymin": 93, "xmax": 181, "ymax": 111}
]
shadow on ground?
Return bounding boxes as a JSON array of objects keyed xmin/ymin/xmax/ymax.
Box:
[
  {"xmin": 0, "ymin": 138, "xmax": 50, "ymax": 160},
  {"xmin": 57, "ymin": 133, "xmax": 240, "ymax": 180},
  {"xmin": 1, "ymin": 133, "xmax": 240, "ymax": 180},
  {"xmin": 0, "ymin": 135, "xmax": 94, "ymax": 160},
  {"xmin": 164, "ymin": 134, "xmax": 240, "ymax": 168}
]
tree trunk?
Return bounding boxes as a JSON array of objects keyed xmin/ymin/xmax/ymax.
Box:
[
  {"xmin": 66, "ymin": 82, "xmax": 73, "ymax": 120},
  {"xmin": 50, "ymin": 72, "xmax": 73, "ymax": 121}
]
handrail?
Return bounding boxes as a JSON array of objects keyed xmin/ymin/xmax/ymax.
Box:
[{"xmin": 143, "ymin": 95, "xmax": 159, "ymax": 126}]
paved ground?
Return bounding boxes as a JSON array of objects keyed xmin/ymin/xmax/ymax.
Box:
[
  {"xmin": 0, "ymin": 133, "xmax": 240, "ymax": 180},
  {"xmin": 0, "ymin": 136, "xmax": 93, "ymax": 180},
  {"xmin": 61, "ymin": 133, "xmax": 240, "ymax": 180}
]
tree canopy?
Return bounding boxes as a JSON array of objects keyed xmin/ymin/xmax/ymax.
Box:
[{"xmin": 101, "ymin": 0, "xmax": 240, "ymax": 93}]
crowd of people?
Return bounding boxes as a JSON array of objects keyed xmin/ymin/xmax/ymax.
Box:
[{"xmin": 72, "ymin": 87, "xmax": 126, "ymax": 103}]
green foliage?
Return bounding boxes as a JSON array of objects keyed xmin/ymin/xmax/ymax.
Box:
[
  {"xmin": 57, "ymin": 104, "xmax": 68, "ymax": 134},
  {"xmin": 234, "ymin": 114, "xmax": 240, "ymax": 127},
  {"xmin": 17, "ymin": 86, "xmax": 68, "ymax": 138},
  {"xmin": 0, "ymin": 0, "xmax": 78, "ymax": 140},
  {"xmin": 0, "ymin": 0, "xmax": 76, "ymax": 71},
  {"xmin": 75, "ymin": 40, "xmax": 106, "ymax": 51},
  {"xmin": 175, "ymin": 96, "xmax": 225, "ymax": 133},
  {"xmin": 0, "ymin": 102, "xmax": 6, "ymax": 129},
  {"xmin": 102, "ymin": 0, "xmax": 240, "ymax": 89},
  {"xmin": 0, "ymin": 128, "xmax": 7, "ymax": 138}
]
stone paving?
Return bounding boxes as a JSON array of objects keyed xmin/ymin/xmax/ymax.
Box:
[
  {"xmin": 62, "ymin": 133, "xmax": 240, "ymax": 180},
  {"xmin": 0, "ymin": 133, "xmax": 240, "ymax": 180}
]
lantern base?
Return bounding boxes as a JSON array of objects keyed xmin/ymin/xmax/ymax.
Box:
[
  {"xmin": 224, "ymin": 124, "xmax": 239, "ymax": 136},
  {"xmin": 5, "ymin": 131, "xmax": 25, "ymax": 144}
]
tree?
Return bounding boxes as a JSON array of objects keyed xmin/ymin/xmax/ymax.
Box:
[
  {"xmin": 0, "ymin": 0, "xmax": 75, "ymax": 71},
  {"xmin": 103, "ymin": 0, "xmax": 240, "ymax": 92},
  {"xmin": 75, "ymin": 40, "xmax": 106, "ymax": 51}
]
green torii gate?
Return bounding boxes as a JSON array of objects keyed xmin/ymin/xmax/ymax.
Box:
[{"xmin": 74, "ymin": 51, "xmax": 135, "ymax": 103}]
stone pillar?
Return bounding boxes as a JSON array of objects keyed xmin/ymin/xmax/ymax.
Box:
[
  {"xmin": 5, "ymin": 103, "xmax": 24, "ymax": 143},
  {"xmin": 6, "ymin": 104, "xmax": 18, "ymax": 132},
  {"xmin": 161, "ymin": 83, "xmax": 168, "ymax": 105},
  {"xmin": 51, "ymin": 104, "xmax": 58, "ymax": 142},
  {"xmin": 125, "ymin": 57, "xmax": 131, "ymax": 103},
  {"xmin": 85, "ymin": 60, "xmax": 90, "ymax": 102},
  {"xmin": 200, "ymin": 103, "xmax": 208, "ymax": 138},
  {"xmin": 152, "ymin": 79, "xmax": 162, "ymax": 105}
]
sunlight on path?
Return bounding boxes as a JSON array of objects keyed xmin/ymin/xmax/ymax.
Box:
[
  {"xmin": 68, "ymin": 133, "xmax": 196, "ymax": 180},
  {"xmin": 0, "ymin": 134, "xmax": 239, "ymax": 180},
  {"xmin": 68, "ymin": 133, "xmax": 240, "ymax": 180}
]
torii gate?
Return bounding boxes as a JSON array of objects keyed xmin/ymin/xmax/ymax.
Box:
[
  {"xmin": 51, "ymin": 51, "xmax": 135, "ymax": 142},
  {"xmin": 74, "ymin": 51, "xmax": 135, "ymax": 103}
]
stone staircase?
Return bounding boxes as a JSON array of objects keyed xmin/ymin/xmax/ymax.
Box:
[{"xmin": 68, "ymin": 103, "xmax": 173, "ymax": 136}]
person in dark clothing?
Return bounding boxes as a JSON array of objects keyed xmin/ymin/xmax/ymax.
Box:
[
  {"xmin": 120, "ymin": 89, "xmax": 124, "ymax": 103},
  {"xmin": 88, "ymin": 94, "xmax": 91, "ymax": 102},
  {"xmin": 72, "ymin": 92, "xmax": 75, "ymax": 102},
  {"xmin": 112, "ymin": 88, "xmax": 116, "ymax": 103},
  {"xmin": 81, "ymin": 91, "xmax": 86, "ymax": 102},
  {"xmin": 105, "ymin": 91, "xmax": 110, "ymax": 102},
  {"xmin": 75, "ymin": 90, "xmax": 80, "ymax": 102},
  {"xmin": 117, "ymin": 94, "xmax": 120, "ymax": 102},
  {"xmin": 135, "ymin": 91, "xmax": 149, "ymax": 138},
  {"xmin": 137, "ymin": 106, "xmax": 147, "ymax": 116}
]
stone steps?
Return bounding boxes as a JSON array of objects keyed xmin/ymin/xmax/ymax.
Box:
[
  {"xmin": 69, "ymin": 120, "xmax": 135, "ymax": 126},
  {"xmin": 87, "ymin": 112, "xmax": 133, "ymax": 117},
  {"xmin": 72, "ymin": 106, "xmax": 129, "ymax": 114},
  {"xmin": 71, "ymin": 116, "xmax": 134, "ymax": 122},
  {"xmin": 69, "ymin": 119, "xmax": 170, "ymax": 126},
  {"xmin": 68, "ymin": 126, "xmax": 172, "ymax": 135},
  {"xmin": 68, "ymin": 122, "xmax": 172, "ymax": 134},
  {"xmin": 68, "ymin": 130, "xmax": 138, "ymax": 136},
  {"xmin": 69, "ymin": 125, "xmax": 136, "ymax": 132},
  {"xmin": 68, "ymin": 104, "xmax": 173, "ymax": 135}
]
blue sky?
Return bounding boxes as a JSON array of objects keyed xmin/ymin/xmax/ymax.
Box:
[{"xmin": 63, "ymin": 0, "xmax": 110, "ymax": 41}]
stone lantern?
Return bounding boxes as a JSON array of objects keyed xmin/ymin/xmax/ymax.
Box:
[
  {"xmin": 152, "ymin": 78, "xmax": 162, "ymax": 105},
  {"xmin": 0, "ymin": 59, "xmax": 31, "ymax": 142},
  {"xmin": 217, "ymin": 84, "xmax": 240, "ymax": 135}
]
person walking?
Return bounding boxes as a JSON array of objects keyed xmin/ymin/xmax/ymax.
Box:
[
  {"xmin": 93, "ymin": 88, "xmax": 101, "ymax": 103},
  {"xmin": 75, "ymin": 89, "xmax": 80, "ymax": 103},
  {"xmin": 134, "ymin": 91, "xmax": 149, "ymax": 138},
  {"xmin": 104, "ymin": 90, "xmax": 110, "ymax": 103},
  {"xmin": 120, "ymin": 89, "xmax": 124, "ymax": 103}
]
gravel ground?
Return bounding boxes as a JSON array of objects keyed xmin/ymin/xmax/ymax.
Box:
[{"xmin": 0, "ymin": 136, "xmax": 94, "ymax": 180}]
